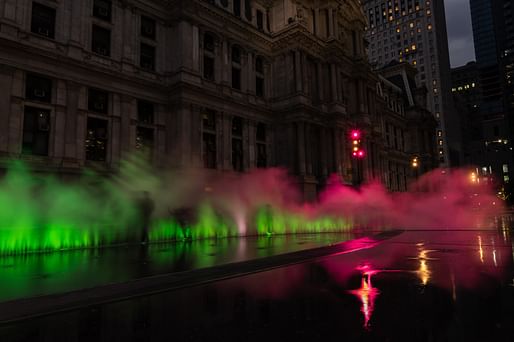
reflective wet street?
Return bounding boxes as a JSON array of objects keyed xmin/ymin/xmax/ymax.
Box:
[
  {"xmin": 1, "ymin": 228, "xmax": 513, "ymax": 341},
  {"xmin": 0, "ymin": 232, "xmax": 356, "ymax": 302}
]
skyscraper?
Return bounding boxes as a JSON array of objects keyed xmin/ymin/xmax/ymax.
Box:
[
  {"xmin": 363, "ymin": 0, "xmax": 457, "ymax": 167},
  {"xmin": 470, "ymin": 0, "xmax": 514, "ymax": 191}
]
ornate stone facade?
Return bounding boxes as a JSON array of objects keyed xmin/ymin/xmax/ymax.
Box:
[{"xmin": 0, "ymin": 0, "xmax": 435, "ymax": 198}]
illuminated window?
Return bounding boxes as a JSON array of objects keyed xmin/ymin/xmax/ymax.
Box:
[
  {"xmin": 86, "ymin": 117, "xmax": 108, "ymax": 162},
  {"xmin": 437, "ymin": 130, "xmax": 442, "ymax": 137},
  {"xmin": 503, "ymin": 164, "xmax": 509, "ymax": 173},
  {"xmin": 427, "ymin": 24, "xmax": 432, "ymax": 30}
]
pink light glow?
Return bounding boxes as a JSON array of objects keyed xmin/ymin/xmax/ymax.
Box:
[
  {"xmin": 350, "ymin": 270, "xmax": 380, "ymax": 329},
  {"xmin": 351, "ymin": 130, "xmax": 361, "ymax": 139}
]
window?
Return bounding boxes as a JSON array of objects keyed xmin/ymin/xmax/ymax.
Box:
[
  {"xmin": 86, "ymin": 117, "xmax": 108, "ymax": 161},
  {"xmin": 22, "ymin": 106, "xmax": 50, "ymax": 156},
  {"xmin": 203, "ymin": 110, "xmax": 217, "ymax": 169},
  {"xmin": 203, "ymin": 34, "xmax": 215, "ymax": 81},
  {"xmin": 92, "ymin": 25, "xmax": 111, "ymax": 56},
  {"xmin": 93, "ymin": 0, "xmax": 112, "ymax": 22},
  {"xmin": 140, "ymin": 43, "xmax": 155, "ymax": 70},
  {"xmin": 256, "ymin": 122, "xmax": 267, "ymax": 168},
  {"xmin": 31, "ymin": 2, "xmax": 56, "ymax": 39},
  {"xmin": 244, "ymin": 0, "xmax": 252, "ymax": 21},
  {"xmin": 233, "ymin": 0, "xmax": 241, "ymax": 17},
  {"xmin": 141, "ymin": 16, "xmax": 156, "ymax": 40},
  {"xmin": 138, "ymin": 100, "xmax": 154, "ymax": 124},
  {"xmin": 136, "ymin": 126, "xmax": 154, "ymax": 152},
  {"xmin": 136, "ymin": 101, "xmax": 154, "ymax": 154},
  {"xmin": 256, "ymin": 10, "xmax": 264, "ymax": 30},
  {"xmin": 232, "ymin": 46, "xmax": 242, "ymax": 90},
  {"xmin": 88, "ymin": 88, "xmax": 109, "ymax": 114},
  {"xmin": 26, "ymin": 74, "xmax": 52, "ymax": 103},
  {"xmin": 255, "ymin": 57, "xmax": 264, "ymax": 97},
  {"xmin": 503, "ymin": 164, "xmax": 509, "ymax": 173},
  {"xmin": 232, "ymin": 116, "xmax": 243, "ymax": 172}
]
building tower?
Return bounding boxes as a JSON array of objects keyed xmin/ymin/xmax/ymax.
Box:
[
  {"xmin": 362, "ymin": 0, "xmax": 457, "ymax": 167},
  {"xmin": 469, "ymin": 0, "xmax": 514, "ymax": 192}
]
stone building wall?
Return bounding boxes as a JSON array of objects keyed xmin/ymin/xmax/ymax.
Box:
[{"xmin": 0, "ymin": 0, "xmax": 434, "ymax": 198}]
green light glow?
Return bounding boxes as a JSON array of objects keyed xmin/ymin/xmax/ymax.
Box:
[{"xmin": 0, "ymin": 161, "xmax": 353, "ymax": 256}]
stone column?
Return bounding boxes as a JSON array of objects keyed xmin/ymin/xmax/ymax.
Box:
[
  {"xmin": 7, "ymin": 69, "xmax": 23, "ymax": 154},
  {"xmin": 314, "ymin": 9, "xmax": 320, "ymax": 35},
  {"xmin": 119, "ymin": 95, "xmax": 134, "ymax": 160},
  {"xmin": 221, "ymin": 112, "xmax": 230, "ymax": 170},
  {"xmin": 189, "ymin": 105, "xmax": 202, "ymax": 167},
  {"xmin": 53, "ymin": 80, "xmax": 67, "ymax": 159},
  {"xmin": 301, "ymin": 52, "xmax": 309, "ymax": 95},
  {"xmin": 69, "ymin": 0, "xmax": 83, "ymax": 44},
  {"xmin": 305, "ymin": 124, "xmax": 312, "ymax": 175},
  {"xmin": 330, "ymin": 64, "xmax": 337, "ymax": 102},
  {"xmin": 320, "ymin": 127, "xmax": 328, "ymax": 178},
  {"xmin": 121, "ymin": 5, "xmax": 135, "ymax": 64},
  {"xmin": 294, "ymin": 50, "xmax": 302, "ymax": 92},
  {"xmin": 333, "ymin": 128, "xmax": 342, "ymax": 175},
  {"xmin": 248, "ymin": 121, "xmax": 256, "ymax": 167},
  {"xmin": 328, "ymin": 8, "xmax": 334, "ymax": 38},
  {"xmin": 0, "ymin": 65, "xmax": 14, "ymax": 153},
  {"xmin": 317, "ymin": 62, "xmax": 324, "ymax": 100},
  {"xmin": 110, "ymin": 94, "xmax": 122, "ymax": 167},
  {"xmin": 296, "ymin": 122, "xmax": 306, "ymax": 175},
  {"xmin": 243, "ymin": 52, "xmax": 250, "ymax": 93},
  {"xmin": 222, "ymin": 39, "xmax": 230, "ymax": 84},
  {"xmin": 3, "ymin": 0, "xmax": 17, "ymax": 22}
]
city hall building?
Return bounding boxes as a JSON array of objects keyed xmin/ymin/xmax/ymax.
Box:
[{"xmin": 0, "ymin": 0, "xmax": 436, "ymax": 199}]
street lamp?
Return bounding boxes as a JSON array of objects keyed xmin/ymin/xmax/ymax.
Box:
[
  {"xmin": 411, "ymin": 156, "xmax": 419, "ymax": 168},
  {"xmin": 411, "ymin": 156, "xmax": 419, "ymax": 180}
]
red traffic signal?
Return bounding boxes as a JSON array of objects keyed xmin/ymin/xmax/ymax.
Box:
[{"xmin": 350, "ymin": 129, "xmax": 365, "ymax": 158}]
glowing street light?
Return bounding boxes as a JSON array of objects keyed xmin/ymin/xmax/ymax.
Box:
[
  {"xmin": 411, "ymin": 156, "xmax": 419, "ymax": 168},
  {"xmin": 470, "ymin": 172, "xmax": 477, "ymax": 184}
]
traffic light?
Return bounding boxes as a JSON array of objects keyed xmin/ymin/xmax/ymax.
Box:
[{"xmin": 351, "ymin": 129, "xmax": 365, "ymax": 158}]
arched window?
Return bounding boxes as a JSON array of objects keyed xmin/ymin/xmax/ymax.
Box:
[
  {"xmin": 203, "ymin": 33, "xmax": 215, "ymax": 80},
  {"xmin": 255, "ymin": 57, "xmax": 264, "ymax": 97},
  {"xmin": 231, "ymin": 45, "xmax": 242, "ymax": 90}
]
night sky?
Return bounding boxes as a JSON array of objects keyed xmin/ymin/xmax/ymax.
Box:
[{"xmin": 445, "ymin": 0, "xmax": 475, "ymax": 67}]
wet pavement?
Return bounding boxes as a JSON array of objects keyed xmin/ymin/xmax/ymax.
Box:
[
  {"xmin": 0, "ymin": 232, "xmax": 356, "ymax": 303},
  {"xmin": 1, "ymin": 228, "xmax": 513, "ymax": 341}
]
